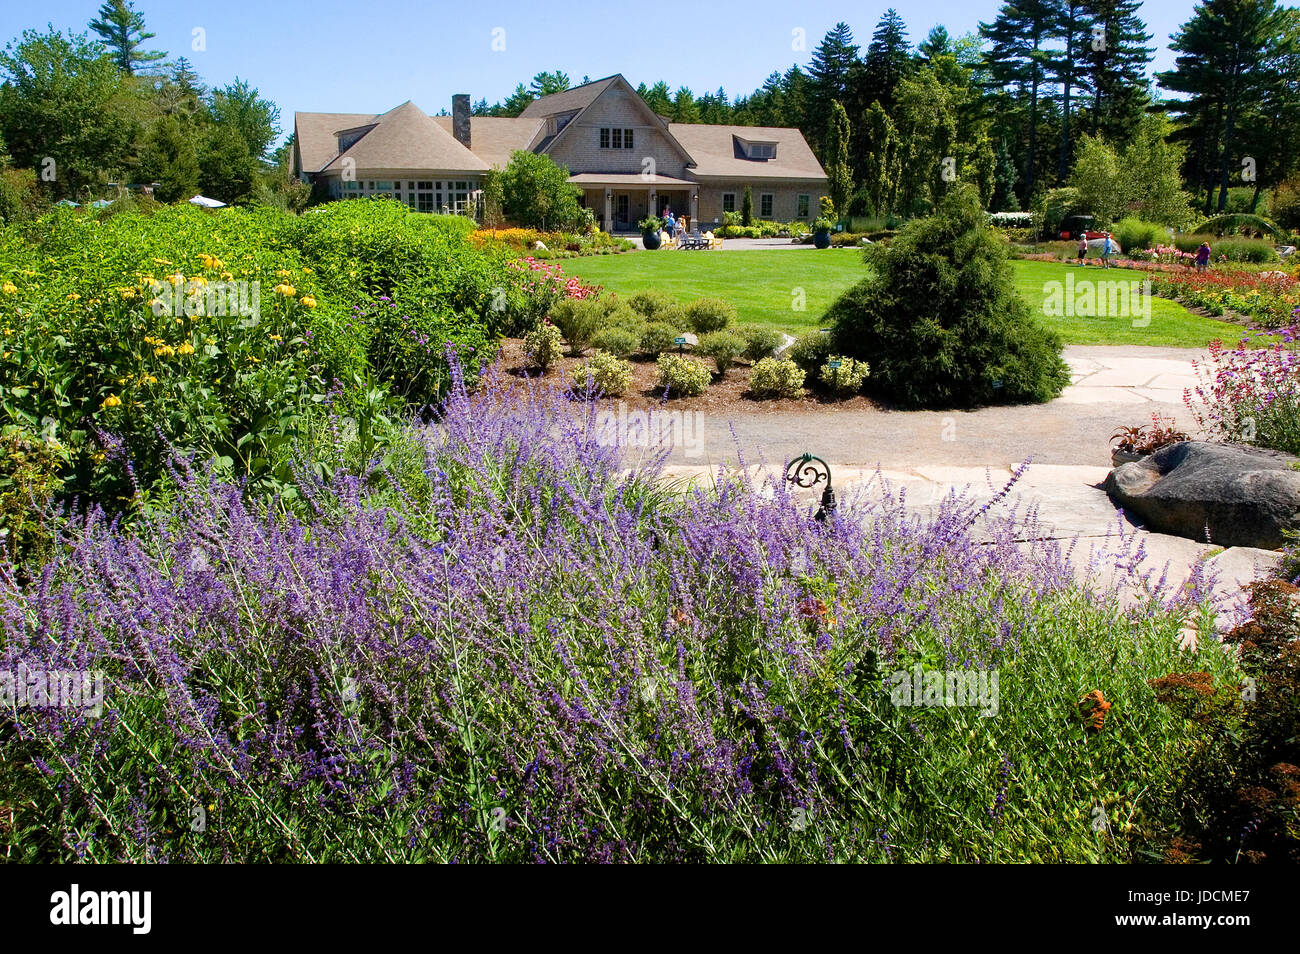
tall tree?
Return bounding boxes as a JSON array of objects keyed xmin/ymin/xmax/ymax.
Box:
[
  {"xmin": 89, "ymin": 0, "xmax": 165, "ymax": 75},
  {"xmin": 860, "ymin": 101, "xmax": 901, "ymax": 215},
  {"xmin": 1157, "ymin": 0, "xmax": 1286, "ymax": 212},
  {"xmin": 859, "ymin": 9, "xmax": 912, "ymax": 112},
  {"xmin": 529, "ymin": 71, "xmax": 571, "ymax": 97},
  {"xmin": 209, "ymin": 78, "xmax": 280, "ymax": 161},
  {"xmin": 981, "ymin": 0, "xmax": 1062, "ymax": 196},
  {"xmin": 671, "ymin": 87, "xmax": 700, "ymax": 123},
  {"xmin": 1079, "ymin": 0, "xmax": 1153, "ymax": 142},
  {"xmin": 0, "ymin": 28, "xmax": 137, "ymax": 196},
  {"xmin": 807, "ymin": 22, "xmax": 860, "ymax": 153},
  {"xmin": 1053, "ymin": 0, "xmax": 1096, "ymax": 181},
  {"xmin": 826, "ymin": 101, "xmax": 854, "ymax": 218}
]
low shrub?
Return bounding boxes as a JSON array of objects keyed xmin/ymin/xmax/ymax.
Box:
[
  {"xmin": 1114, "ymin": 217, "xmax": 1171, "ymax": 254},
  {"xmin": 1110, "ymin": 413, "xmax": 1189, "ymax": 456},
  {"xmin": 628, "ymin": 289, "xmax": 686, "ymax": 326},
  {"xmin": 818, "ymin": 355, "xmax": 871, "ymax": 395},
  {"xmin": 684, "ymin": 297, "xmax": 737, "ymax": 333},
  {"xmin": 522, "ymin": 322, "xmax": 563, "ymax": 371},
  {"xmin": 695, "ymin": 330, "xmax": 746, "ymax": 374},
  {"xmin": 0, "ymin": 427, "xmax": 66, "ymax": 569},
  {"xmin": 590, "ymin": 325, "xmax": 639, "ymax": 358},
  {"xmin": 1185, "ymin": 328, "xmax": 1300, "ymax": 455},
  {"xmin": 788, "ymin": 330, "xmax": 834, "ymax": 374},
  {"xmin": 1173, "ymin": 235, "xmax": 1279, "ymax": 263},
  {"xmin": 549, "ymin": 298, "xmax": 604, "ymax": 355},
  {"xmin": 655, "ymin": 352, "xmax": 711, "ymax": 397},
  {"xmin": 739, "ymin": 325, "xmax": 782, "ymax": 362},
  {"xmin": 638, "ymin": 321, "xmax": 681, "ymax": 357},
  {"xmin": 749, "ymin": 357, "xmax": 805, "ymax": 399},
  {"xmin": 570, "ymin": 350, "xmax": 632, "ymax": 397}
]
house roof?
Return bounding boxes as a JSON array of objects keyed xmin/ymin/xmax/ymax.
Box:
[
  {"xmin": 517, "ymin": 76, "xmax": 620, "ymax": 118},
  {"xmin": 568, "ymin": 173, "xmax": 697, "ymax": 187},
  {"xmin": 667, "ymin": 124, "xmax": 828, "ymax": 180},
  {"xmin": 300, "ymin": 102, "xmax": 490, "ymax": 175},
  {"xmin": 431, "ymin": 116, "xmax": 543, "ymax": 168},
  {"xmin": 295, "ymin": 111, "xmax": 378, "ymax": 174}
]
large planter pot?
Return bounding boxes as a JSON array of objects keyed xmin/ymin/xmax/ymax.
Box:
[
  {"xmin": 813, "ymin": 229, "xmax": 831, "ymax": 250},
  {"xmin": 642, "ymin": 230, "xmax": 662, "ymax": 250}
]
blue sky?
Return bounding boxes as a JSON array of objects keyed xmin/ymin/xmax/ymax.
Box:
[{"xmin": 2, "ymin": 0, "xmax": 1214, "ymax": 146}]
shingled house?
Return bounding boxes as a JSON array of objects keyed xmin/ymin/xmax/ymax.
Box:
[{"xmin": 293, "ymin": 74, "xmax": 828, "ymax": 231}]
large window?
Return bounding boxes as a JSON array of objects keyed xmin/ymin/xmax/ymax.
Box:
[
  {"xmin": 797, "ymin": 194, "xmax": 810, "ymax": 218},
  {"xmin": 722, "ymin": 193, "xmax": 735, "ymax": 213},
  {"xmin": 760, "ymin": 193, "xmax": 774, "ymax": 218}
]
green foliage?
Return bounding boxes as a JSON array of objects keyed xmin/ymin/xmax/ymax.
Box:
[
  {"xmin": 0, "ymin": 166, "xmax": 45, "ymax": 225},
  {"xmin": 570, "ymin": 349, "xmax": 632, "ymax": 397},
  {"xmin": 787, "ymin": 330, "xmax": 833, "ymax": 373},
  {"xmin": 549, "ymin": 298, "xmax": 603, "ymax": 355},
  {"xmin": 522, "ymin": 322, "xmax": 562, "ymax": 371},
  {"xmin": 1068, "ymin": 135, "xmax": 1125, "ymax": 227},
  {"xmin": 818, "ymin": 355, "xmax": 870, "ymax": 394},
  {"xmin": 0, "ymin": 427, "xmax": 66, "ymax": 568},
  {"xmin": 589, "ymin": 324, "xmax": 639, "ymax": 358},
  {"xmin": 738, "ymin": 324, "xmax": 782, "ymax": 361},
  {"xmin": 1037, "ymin": 187, "xmax": 1083, "ymax": 238},
  {"xmin": 683, "ymin": 296, "xmax": 736, "ymax": 333},
  {"xmin": 826, "ymin": 101, "xmax": 854, "ymax": 218},
  {"xmin": 694, "ymin": 330, "xmax": 745, "ymax": 374},
  {"xmin": 1113, "ymin": 217, "xmax": 1172, "ymax": 253},
  {"xmin": 655, "ymin": 352, "xmax": 711, "ymax": 397},
  {"xmin": 1173, "ymin": 235, "xmax": 1279, "ymax": 262},
  {"xmin": 89, "ymin": 0, "xmax": 166, "ymax": 74},
  {"xmin": 748, "ymin": 356, "xmax": 805, "ymax": 398},
  {"xmin": 741, "ymin": 186, "xmax": 754, "ymax": 226},
  {"xmin": 1120, "ymin": 114, "xmax": 1198, "ymax": 229},
  {"xmin": 500, "ymin": 150, "xmax": 585, "ymax": 231},
  {"xmin": 627, "ymin": 289, "xmax": 686, "ymax": 326},
  {"xmin": 1192, "ymin": 213, "xmax": 1284, "ymax": 238},
  {"xmin": 827, "ymin": 185, "xmax": 1070, "ymax": 408},
  {"xmin": 638, "ymin": 322, "xmax": 680, "ymax": 357}
]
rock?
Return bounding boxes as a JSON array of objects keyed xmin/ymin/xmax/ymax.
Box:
[{"xmin": 1104, "ymin": 441, "xmax": 1300, "ymax": 549}]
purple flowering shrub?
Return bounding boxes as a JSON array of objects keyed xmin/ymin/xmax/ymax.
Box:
[
  {"xmin": 0, "ymin": 367, "xmax": 1238, "ymax": 862},
  {"xmin": 1184, "ymin": 322, "xmax": 1300, "ymax": 456}
]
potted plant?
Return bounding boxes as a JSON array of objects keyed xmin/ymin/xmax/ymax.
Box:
[
  {"xmin": 811, "ymin": 216, "xmax": 834, "ymax": 249},
  {"xmin": 639, "ymin": 216, "xmax": 664, "ymax": 250}
]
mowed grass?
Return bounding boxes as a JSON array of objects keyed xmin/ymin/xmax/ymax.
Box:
[{"xmin": 562, "ymin": 249, "xmax": 1248, "ymax": 347}]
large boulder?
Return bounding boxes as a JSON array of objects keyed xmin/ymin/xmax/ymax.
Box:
[{"xmin": 1104, "ymin": 441, "xmax": 1300, "ymax": 549}]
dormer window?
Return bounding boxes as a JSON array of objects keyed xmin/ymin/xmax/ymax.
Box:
[{"xmin": 736, "ymin": 137, "xmax": 777, "ymax": 160}]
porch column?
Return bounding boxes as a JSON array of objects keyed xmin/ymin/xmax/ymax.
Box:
[
  {"xmin": 604, "ymin": 189, "xmax": 612, "ymax": 233},
  {"xmin": 690, "ymin": 190, "xmax": 699, "ymax": 229},
  {"xmin": 648, "ymin": 188, "xmax": 657, "ymax": 222}
]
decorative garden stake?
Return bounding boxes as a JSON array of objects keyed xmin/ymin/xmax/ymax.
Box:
[{"xmin": 784, "ymin": 453, "xmax": 835, "ymax": 522}]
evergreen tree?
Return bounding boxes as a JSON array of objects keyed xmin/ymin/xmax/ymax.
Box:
[
  {"xmin": 980, "ymin": 0, "xmax": 1062, "ymax": 196},
  {"xmin": 741, "ymin": 185, "xmax": 753, "ymax": 226},
  {"xmin": 529, "ymin": 71, "xmax": 570, "ymax": 97},
  {"xmin": 859, "ymin": 9, "xmax": 912, "ymax": 112},
  {"xmin": 145, "ymin": 114, "xmax": 199, "ymax": 202},
  {"xmin": 861, "ymin": 101, "xmax": 900, "ymax": 215},
  {"xmin": 1079, "ymin": 0, "xmax": 1153, "ymax": 142},
  {"xmin": 1157, "ymin": 0, "xmax": 1286, "ymax": 212},
  {"xmin": 919, "ymin": 25, "xmax": 953, "ymax": 61},
  {"xmin": 1053, "ymin": 0, "xmax": 1096, "ymax": 181},
  {"xmin": 807, "ymin": 22, "xmax": 860, "ymax": 153},
  {"xmin": 671, "ymin": 87, "xmax": 700, "ymax": 123},
  {"xmin": 89, "ymin": 0, "xmax": 165, "ymax": 75}
]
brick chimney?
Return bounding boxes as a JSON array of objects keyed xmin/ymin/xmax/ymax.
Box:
[{"xmin": 452, "ymin": 94, "xmax": 471, "ymax": 150}]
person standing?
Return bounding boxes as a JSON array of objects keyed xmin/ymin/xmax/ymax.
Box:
[
  {"xmin": 1101, "ymin": 232, "xmax": 1115, "ymax": 268},
  {"xmin": 1077, "ymin": 235, "xmax": 1088, "ymax": 263},
  {"xmin": 1195, "ymin": 242, "xmax": 1211, "ymax": 273}
]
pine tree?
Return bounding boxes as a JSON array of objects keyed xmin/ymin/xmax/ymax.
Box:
[
  {"xmin": 1157, "ymin": 0, "xmax": 1286, "ymax": 212},
  {"xmin": 89, "ymin": 0, "xmax": 165, "ymax": 75},
  {"xmin": 980, "ymin": 0, "xmax": 1062, "ymax": 196},
  {"xmin": 1079, "ymin": 0, "xmax": 1153, "ymax": 143},
  {"xmin": 1053, "ymin": 0, "xmax": 1096, "ymax": 181},
  {"xmin": 919, "ymin": 25, "xmax": 953, "ymax": 61},
  {"xmin": 807, "ymin": 22, "xmax": 860, "ymax": 153},
  {"xmin": 860, "ymin": 9, "xmax": 912, "ymax": 112}
]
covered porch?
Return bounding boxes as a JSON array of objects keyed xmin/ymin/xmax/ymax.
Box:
[{"xmin": 570, "ymin": 173, "xmax": 700, "ymax": 234}]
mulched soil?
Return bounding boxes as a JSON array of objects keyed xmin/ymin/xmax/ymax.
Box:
[{"xmin": 491, "ymin": 338, "xmax": 880, "ymax": 414}]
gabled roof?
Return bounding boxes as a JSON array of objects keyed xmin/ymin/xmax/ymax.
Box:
[
  {"xmin": 431, "ymin": 116, "xmax": 544, "ymax": 168},
  {"xmin": 667, "ymin": 124, "xmax": 828, "ymax": 180},
  {"xmin": 295, "ymin": 111, "xmax": 378, "ymax": 174},
  {"xmin": 517, "ymin": 76, "xmax": 620, "ymax": 118}
]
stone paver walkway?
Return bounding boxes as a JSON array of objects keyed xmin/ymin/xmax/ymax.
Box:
[{"xmin": 655, "ymin": 345, "xmax": 1279, "ymax": 616}]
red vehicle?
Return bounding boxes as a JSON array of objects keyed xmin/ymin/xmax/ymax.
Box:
[{"xmin": 1057, "ymin": 214, "xmax": 1103, "ymax": 241}]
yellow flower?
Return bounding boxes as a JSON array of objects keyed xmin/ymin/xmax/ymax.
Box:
[
  {"xmin": 204, "ymin": 336, "xmax": 216, "ymax": 345},
  {"xmin": 101, "ymin": 394, "xmax": 122, "ymax": 408},
  {"xmin": 153, "ymin": 258, "xmax": 173, "ymax": 266},
  {"xmin": 268, "ymin": 334, "xmax": 282, "ymax": 342},
  {"xmin": 177, "ymin": 342, "xmax": 195, "ymax": 355},
  {"xmin": 140, "ymin": 374, "xmax": 158, "ymax": 385},
  {"xmin": 275, "ymin": 269, "xmax": 293, "ymax": 278},
  {"xmin": 119, "ymin": 287, "xmax": 138, "ymax": 300},
  {"xmin": 273, "ymin": 283, "xmax": 296, "ymax": 296},
  {"xmin": 299, "ymin": 295, "xmax": 316, "ymax": 308},
  {"xmin": 2, "ymin": 282, "xmax": 17, "ymax": 295},
  {"xmin": 155, "ymin": 344, "xmax": 176, "ymax": 357},
  {"xmin": 301, "ymin": 266, "xmax": 313, "ymax": 274}
]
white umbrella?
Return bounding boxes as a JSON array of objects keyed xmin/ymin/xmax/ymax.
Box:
[{"xmin": 188, "ymin": 195, "xmax": 227, "ymax": 208}]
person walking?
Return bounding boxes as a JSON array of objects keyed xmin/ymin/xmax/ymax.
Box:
[
  {"xmin": 1077, "ymin": 234, "xmax": 1088, "ymax": 263},
  {"xmin": 1195, "ymin": 241, "xmax": 1211, "ymax": 273},
  {"xmin": 1101, "ymin": 232, "xmax": 1115, "ymax": 268}
]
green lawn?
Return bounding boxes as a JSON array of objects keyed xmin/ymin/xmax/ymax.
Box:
[{"xmin": 562, "ymin": 249, "xmax": 1247, "ymax": 347}]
